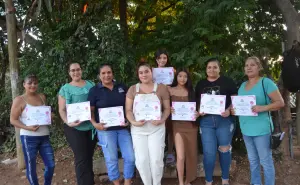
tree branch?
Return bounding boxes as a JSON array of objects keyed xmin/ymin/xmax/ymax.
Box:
[
  {"xmin": 137, "ymin": 2, "xmax": 178, "ymax": 31},
  {"xmin": 274, "ymin": 0, "xmax": 298, "ymax": 20},
  {"xmin": 273, "ymin": 0, "xmax": 300, "ymax": 48},
  {"xmin": 119, "ymin": 0, "xmax": 129, "ymax": 42}
]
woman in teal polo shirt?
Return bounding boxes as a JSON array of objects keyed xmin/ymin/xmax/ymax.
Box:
[
  {"xmin": 232, "ymin": 56, "xmax": 284, "ymax": 185},
  {"xmin": 58, "ymin": 63, "xmax": 96, "ymax": 185}
]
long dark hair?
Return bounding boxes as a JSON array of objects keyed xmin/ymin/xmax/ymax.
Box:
[
  {"xmin": 171, "ymin": 68, "xmax": 195, "ymax": 101},
  {"xmin": 155, "ymin": 49, "xmax": 170, "ymax": 67}
]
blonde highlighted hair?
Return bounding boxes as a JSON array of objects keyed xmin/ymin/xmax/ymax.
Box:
[{"xmin": 245, "ymin": 56, "xmax": 264, "ymax": 76}]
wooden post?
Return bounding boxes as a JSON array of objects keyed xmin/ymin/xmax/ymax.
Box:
[{"xmin": 5, "ymin": 0, "xmax": 25, "ymax": 169}]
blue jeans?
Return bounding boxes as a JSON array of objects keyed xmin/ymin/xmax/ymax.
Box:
[
  {"xmin": 20, "ymin": 135, "xmax": 55, "ymax": 185},
  {"xmin": 199, "ymin": 115, "xmax": 235, "ymax": 182},
  {"xmin": 97, "ymin": 129, "xmax": 135, "ymax": 181},
  {"xmin": 243, "ymin": 134, "xmax": 275, "ymax": 185}
]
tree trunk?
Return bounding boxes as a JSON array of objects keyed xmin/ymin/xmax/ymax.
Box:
[
  {"xmin": 119, "ymin": 0, "xmax": 128, "ymax": 42},
  {"xmin": 274, "ymin": 0, "xmax": 300, "ymax": 158},
  {"xmin": 278, "ymin": 78, "xmax": 292, "ymax": 156},
  {"xmin": 0, "ymin": 34, "xmax": 8, "ymax": 89},
  {"xmin": 5, "ymin": 0, "xmax": 25, "ymax": 169}
]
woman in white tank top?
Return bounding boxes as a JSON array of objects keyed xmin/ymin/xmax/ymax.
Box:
[{"xmin": 10, "ymin": 74, "xmax": 55, "ymax": 185}]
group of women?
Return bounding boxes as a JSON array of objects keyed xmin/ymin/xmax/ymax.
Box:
[{"xmin": 10, "ymin": 49, "xmax": 284, "ymax": 185}]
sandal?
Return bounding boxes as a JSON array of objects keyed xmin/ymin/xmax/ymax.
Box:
[{"xmin": 166, "ymin": 153, "xmax": 175, "ymax": 164}]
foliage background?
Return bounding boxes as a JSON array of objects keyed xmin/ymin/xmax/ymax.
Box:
[{"xmin": 0, "ymin": 0, "xmax": 295, "ymax": 154}]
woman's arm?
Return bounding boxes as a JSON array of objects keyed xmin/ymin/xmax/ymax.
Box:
[
  {"xmin": 152, "ymin": 85, "xmax": 171, "ymax": 125},
  {"xmin": 58, "ymin": 95, "xmax": 81, "ymax": 127},
  {"xmin": 226, "ymin": 77, "xmax": 238, "ymax": 116},
  {"xmin": 266, "ymin": 90, "xmax": 285, "ymax": 111},
  {"xmin": 252, "ymin": 90, "xmax": 284, "ymax": 113},
  {"xmin": 151, "ymin": 98, "xmax": 170, "ymax": 126},
  {"xmin": 125, "ymin": 97, "xmax": 145, "ymax": 126},
  {"xmin": 40, "ymin": 93, "xmax": 47, "ymax": 104},
  {"xmin": 167, "ymin": 86, "xmax": 172, "ymax": 96},
  {"xmin": 160, "ymin": 99, "xmax": 171, "ymax": 122},
  {"xmin": 90, "ymin": 106, "xmax": 106, "ymax": 130},
  {"xmin": 195, "ymin": 82, "xmax": 200, "ymax": 111},
  {"xmin": 10, "ymin": 97, "xmax": 39, "ymax": 131},
  {"xmin": 125, "ymin": 97, "xmax": 135, "ymax": 124},
  {"xmin": 58, "ymin": 95, "xmax": 68, "ymax": 123},
  {"xmin": 195, "ymin": 82, "xmax": 206, "ymax": 116}
]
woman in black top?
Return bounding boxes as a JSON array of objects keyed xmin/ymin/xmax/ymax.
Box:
[{"xmin": 195, "ymin": 58, "xmax": 237, "ymax": 185}]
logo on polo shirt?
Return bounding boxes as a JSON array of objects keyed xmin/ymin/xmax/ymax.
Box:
[{"xmin": 118, "ymin": 87, "xmax": 125, "ymax": 93}]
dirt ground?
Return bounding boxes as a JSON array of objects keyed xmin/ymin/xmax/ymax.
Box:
[{"xmin": 1, "ymin": 146, "xmax": 300, "ymax": 185}]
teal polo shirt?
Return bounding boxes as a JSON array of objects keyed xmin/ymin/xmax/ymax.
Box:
[
  {"xmin": 59, "ymin": 80, "xmax": 95, "ymax": 131},
  {"xmin": 238, "ymin": 77, "xmax": 278, "ymax": 136}
]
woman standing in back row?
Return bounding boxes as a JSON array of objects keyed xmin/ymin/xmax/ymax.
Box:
[
  {"xmin": 195, "ymin": 58, "xmax": 237, "ymax": 185},
  {"xmin": 155, "ymin": 49, "xmax": 176, "ymax": 164},
  {"xmin": 58, "ymin": 63, "xmax": 96, "ymax": 185}
]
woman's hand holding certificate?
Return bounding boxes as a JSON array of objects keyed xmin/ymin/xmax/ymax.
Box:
[
  {"xmin": 172, "ymin": 102, "xmax": 197, "ymax": 121},
  {"xmin": 200, "ymin": 94, "xmax": 226, "ymax": 115},
  {"xmin": 151, "ymin": 119, "xmax": 164, "ymax": 126},
  {"xmin": 23, "ymin": 106, "xmax": 51, "ymax": 126},
  {"xmin": 152, "ymin": 67, "xmax": 174, "ymax": 85},
  {"xmin": 67, "ymin": 120, "xmax": 82, "ymax": 127},
  {"xmin": 94, "ymin": 123, "xmax": 107, "ymax": 130},
  {"xmin": 231, "ymin": 95, "xmax": 258, "ymax": 116},
  {"xmin": 66, "ymin": 101, "xmax": 91, "ymax": 123},
  {"xmin": 98, "ymin": 106, "xmax": 126, "ymax": 128},
  {"xmin": 133, "ymin": 101, "xmax": 161, "ymax": 121},
  {"xmin": 26, "ymin": 125, "xmax": 40, "ymax": 132},
  {"xmin": 132, "ymin": 120, "xmax": 146, "ymax": 127}
]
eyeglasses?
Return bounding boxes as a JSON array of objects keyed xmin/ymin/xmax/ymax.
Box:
[{"xmin": 69, "ymin": 68, "xmax": 81, "ymax": 73}]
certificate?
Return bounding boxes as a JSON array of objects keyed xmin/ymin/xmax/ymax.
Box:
[
  {"xmin": 134, "ymin": 101, "xmax": 161, "ymax": 121},
  {"xmin": 172, "ymin": 102, "xmax": 196, "ymax": 121},
  {"xmin": 200, "ymin": 94, "xmax": 226, "ymax": 115},
  {"xmin": 152, "ymin": 67, "xmax": 174, "ymax": 85},
  {"xmin": 98, "ymin": 106, "xmax": 126, "ymax": 127},
  {"xmin": 66, "ymin": 101, "xmax": 91, "ymax": 123},
  {"xmin": 23, "ymin": 106, "xmax": 51, "ymax": 126},
  {"xmin": 231, "ymin": 95, "xmax": 258, "ymax": 116}
]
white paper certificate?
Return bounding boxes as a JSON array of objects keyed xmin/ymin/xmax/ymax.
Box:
[
  {"xmin": 172, "ymin": 102, "xmax": 196, "ymax": 121},
  {"xmin": 200, "ymin": 94, "xmax": 226, "ymax": 115},
  {"xmin": 98, "ymin": 106, "xmax": 126, "ymax": 127},
  {"xmin": 66, "ymin": 101, "xmax": 91, "ymax": 123},
  {"xmin": 231, "ymin": 95, "xmax": 258, "ymax": 116},
  {"xmin": 134, "ymin": 101, "xmax": 161, "ymax": 121},
  {"xmin": 152, "ymin": 67, "xmax": 174, "ymax": 85},
  {"xmin": 23, "ymin": 106, "xmax": 51, "ymax": 126}
]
